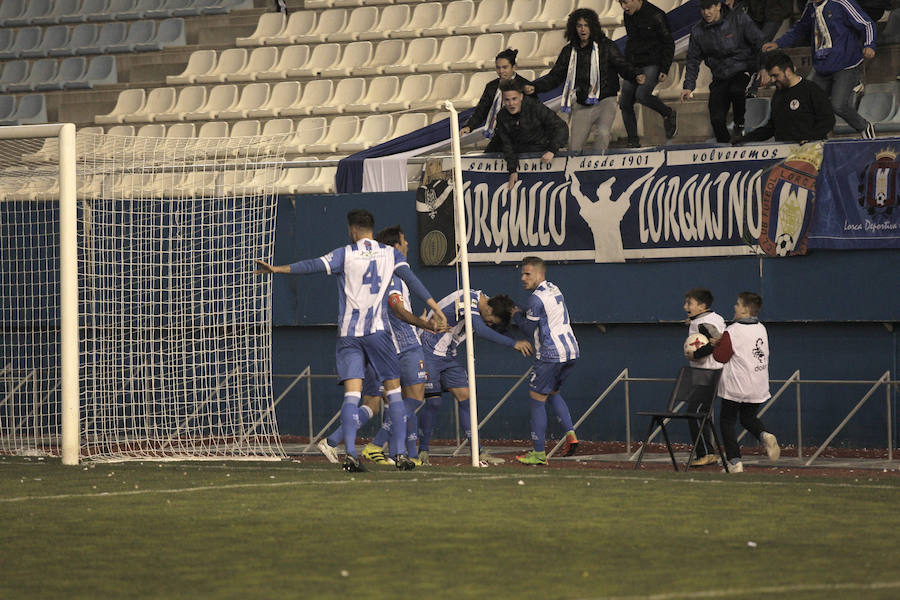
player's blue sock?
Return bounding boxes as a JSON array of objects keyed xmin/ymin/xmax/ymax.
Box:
[
  {"xmin": 340, "ymin": 391, "xmax": 362, "ymax": 458},
  {"xmin": 419, "ymin": 395, "xmax": 441, "ymax": 452},
  {"xmin": 326, "ymin": 427, "xmax": 342, "ymax": 448},
  {"xmin": 405, "ymin": 398, "xmax": 420, "ymax": 458},
  {"xmin": 458, "ymin": 399, "xmax": 471, "ymax": 439},
  {"xmin": 530, "ymin": 398, "xmax": 547, "ymax": 453},
  {"xmin": 386, "ymin": 388, "xmax": 406, "ymax": 458},
  {"xmin": 548, "ymin": 393, "xmax": 574, "ymax": 433},
  {"xmin": 372, "ymin": 411, "xmax": 391, "ymax": 448}
]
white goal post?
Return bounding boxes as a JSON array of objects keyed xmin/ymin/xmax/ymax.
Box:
[{"xmin": 0, "ymin": 123, "xmax": 287, "ymax": 463}]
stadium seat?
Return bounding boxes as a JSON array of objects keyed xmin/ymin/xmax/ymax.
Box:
[
  {"xmin": 305, "ymin": 116, "xmax": 359, "ymax": 153},
  {"xmin": 218, "ymin": 83, "xmax": 271, "ymax": 119},
  {"xmin": 523, "ymin": 0, "xmax": 575, "ymax": 29},
  {"xmin": 123, "ymin": 86, "xmax": 177, "ymax": 122},
  {"xmin": 456, "ymin": 71, "xmax": 496, "ymax": 108},
  {"xmin": 294, "ymin": 8, "xmax": 347, "ymax": 44},
  {"xmin": 343, "ymin": 75, "xmax": 399, "ymax": 113},
  {"xmin": 257, "ymin": 45, "xmax": 309, "ymax": 80},
  {"xmin": 609, "ymin": 26, "xmax": 626, "ymax": 40},
  {"xmin": 155, "ymin": 85, "xmax": 206, "ymax": 121},
  {"xmin": 450, "ymin": 32, "xmax": 503, "ymax": 70},
  {"xmin": 391, "ymin": 3, "xmax": 442, "ymax": 39},
  {"xmin": 455, "ymin": 0, "xmax": 507, "ymax": 34},
  {"xmin": 422, "ymin": 0, "xmax": 474, "ymax": 36},
  {"xmin": 281, "ymin": 79, "xmax": 334, "ymax": 116},
  {"xmin": 352, "ymin": 39, "xmax": 404, "ymax": 76},
  {"xmin": 167, "ymin": 50, "xmax": 217, "ymax": 84},
  {"xmin": 518, "ymin": 68, "xmax": 536, "ymax": 80},
  {"xmin": 329, "ymin": 6, "xmax": 378, "ymax": 42},
  {"xmin": 0, "ymin": 96, "xmax": 16, "ymax": 122},
  {"xmin": 360, "ymin": 5, "xmax": 411, "ymax": 41},
  {"xmin": 106, "ymin": 19, "xmax": 157, "ymax": 53},
  {"xmin": 276, "ymin": 166, "xmax": 320, "ymax": 194},
  {"xmin": 165, "ymin": 122, "xmax": 196, "ymax": 138},
  {"xmin": 378, "ymin": 73, "xmax": 433, "ymax": 111},
  {"xmin": 634, "ymin": 366, "xmax": 725, "ymax": 472},
  {"xmin": 229, "ymin": 118, "xmax": 261, "ymax": 138},
  {"xmin": 287, "ymin": 116, "xmax": 328, "ymax": 152},
  {"xmin": 304, "ymin": 0, "xmax": 334, "ymax": 7},
  {"xmin": 0, "ymin": 29, "xmax": 13, "ymax": 54},
  {"xmin": 392, "ymin": 113, "xmax": 429, "ymax": 138},
  {"xmin": 419, "ymin": 36, "xmax": 471, "ymax": 72},
  {"xmin": 410, "ymin": 72, "xmax": 465, "ymax": 110},
  {"xmin": 245, "ymin": 80, "xmax": 301, "ymax": 117},
  {"xmin": 259, "ymin": 117, "xmax": 295, "ymax": 155},
  {"xmin": 0, "ymin": 0, "xmax": 26, "ymax": 26},
  {"xmin": 337, "ymin": 114, "xmax": 394, "ymax": 152},
  {"xmin": 201, "ymin": 0, "xmax": 254, "ymax": 15},
  {"xmin": 266, "ymin": 11, "xmax": 316, "ymax": 46},
  {"xmin": 195, "ymin": 48, "xmax": 247, "ymax": 83},
  {"xmin": 506, "ymin": 31, "xmax": 539, "ymax": 62},
  {"xmin": 333, "ymin": 0, "xmax": 365, "ymax": 6},
  {"xmin": 41, "ymin": 0, "xmax": 84, "ymax": 24},
  {"xmin": 74, "ymin": 54, "xmax": 118, "ymax": 88},
  {"xmin": 490, "ymin": 0, "xmax": 541, "ymax": 32},
  {"xmin": 96, "ymin": 88, "xmax": 146, "ymax": 124},
  {"xmin": 0, "ymin": 27, "xmax": 42, "ymax": 60},
  {"xmin": 4, "ymin": 0, "xmax": 51, "ymax": 27},
  {"xmin": 287, "ymin": 43, "xmax": 341, "ymax": 77},
  {"xmin": 0, "ymin": 60, "xmax": 30, "ymax": 93},
  {"xmin": 197, "ymin": 119, "xmax": 229, "ymax": 139},
  {"xmin": 184, "ymin": 84, "xmax": 239, "ymax": 120},
  {"xmin": 48, "ymin": 23, "xmax": 98, "ymax": 56},
  {"xmin": 236, "ymin": 12, "xmax": 286, "ymax": 47},
  {"xmin": 134, "ymin": 17, "xmax": 186, "ymax": 52},
  {"xmin": 35, "ymin": 56, "xmax": 87, "ymax": 90},
  {"xmin": 227, "ymin": 46, "xmax": 278, "ymax": 82},
  {"xmin": 136, "ymin": 123, "xmax": 166, "ymax": 137},
  {"xmin": 321, "ymin": 41, "xmax": 373, "ymax": 77},
  {"xmin": 0, "ymin": 94, "xmax": 48, "ymax": 126},
  {"xmin": 383, "ymin": 38, "xmax": 439, "ymax": 74},
  {"xmin": 146, "ymin": 0, "xmax": 199, "ymax": 18},
  {"xmin": 119, "ymin": 0, "xmax": 165, "ymax": 20},
  {"xmin": 311, "ymin": 78, "xmax": 366, "ymax": 115},
  {"xmin": 743, "ymin": 97, "xmax": 771, "ymax": 133},
  {"xmin": 517, "ymin": 29, "xmax": 566, "ymax": 67},
  {"xmin": 21, "ymin": 25, "xmax": 70, "ymax": 58},
  {"xmin": 79, "ymin": 22, "xmax": 128, "ymax": 54},
  {"xmin": 296, "ymin": 161, "xmax": 338, "ymax": 193},
  {"xmin": 91, "ymin": 0, "xmax": 135, "ymax": 21},
  {"xmin": 59, "ymin": 0, "xmax": 110, "ymax": 23}
]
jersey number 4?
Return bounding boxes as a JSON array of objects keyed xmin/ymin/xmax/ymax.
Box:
[{"xmin": 362, "ymin": 260, "xmax": 382, "ymax": 293}]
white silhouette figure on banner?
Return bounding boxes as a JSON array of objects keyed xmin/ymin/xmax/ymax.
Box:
[{"xmin": 567, "ymin": 164, "xmax": 659, "ymax": 263}]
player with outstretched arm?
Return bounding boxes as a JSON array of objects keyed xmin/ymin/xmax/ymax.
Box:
[{"xmin": 255, "ymin": 209, "xmax": 447, "ymax": 472}]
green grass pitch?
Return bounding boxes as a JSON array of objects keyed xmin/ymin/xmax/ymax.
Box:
[{"xmin": 2, "ymin": 456, "xmax": 899, "ymax": 599}]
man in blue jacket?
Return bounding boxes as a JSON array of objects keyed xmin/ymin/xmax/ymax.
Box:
[
  {"xmin": 762, "ymin": 0, "xmax": 876, "ymax": 139},
  {"xmin": 681, "ymin": 0, "xmax": 767, "ymax": 143}
]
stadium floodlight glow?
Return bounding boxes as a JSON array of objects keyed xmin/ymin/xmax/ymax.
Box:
[
  {"xmin": 445, "ymin": 100, "xmax": 482, "ymax": 468},
  {"xmin": 0, "ymin": 124, "xmax": 288, "ymax": 463}
]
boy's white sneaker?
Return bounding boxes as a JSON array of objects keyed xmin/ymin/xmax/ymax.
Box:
[
  {"xmin": 723, "ymin": 460, "xmax": 744, "ymax": 473},
  {"xmin": 761, "ymin": 431, "xmax": 780, "ymax": 461}
]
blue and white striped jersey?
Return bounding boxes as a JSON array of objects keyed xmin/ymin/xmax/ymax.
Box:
[
  {"xmin": 385, "ymin": 275, "xmax": 422, "ymax": 353},
  {"xmin": 420, "ymin": 289, "xmax": 482, "ymax": 357},
  {"xmin": 525, "ymin": 281, "xmax": 579, "ymax": 362},
  {"xmin": 319, "ymin": 238, "xmax": 408, "ymax": 338}
]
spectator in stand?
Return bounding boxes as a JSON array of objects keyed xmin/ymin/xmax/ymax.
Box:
[
  {"xmin": 733, "ymin": 51, "xmax": 835, "ymax": 144},
  {"xmin": 526, "ymin": 8, "xmax": 645, "ymax": 153},
  {"xmin": 494, "ymin": 78, "xmax": 568, "ymax": 189},
  {"xmin": 618, "ymin": 0, "xmax": 678, "ymax": 147},
  {"xmin": 460, "ymin": 48, "xmax": 536, "ymax": 150},
  {"xmin": 681, "ymin": 0, "xmax": 768, "ymax": 143},
  {"xmin": 855, "ymin": 0, "xmax": 891, "ymax": 23},
  {"xmin": 728, "ymin": 0, "xmax": 793, "ymax": 41},
  {"xmin": 762, "ymin": 0, "xmax": 877, "ymax": 139}
]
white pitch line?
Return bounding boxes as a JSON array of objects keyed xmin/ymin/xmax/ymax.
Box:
[{"xmin": 580, "ymin": 580, "xmax": 900, "ymax": 600}]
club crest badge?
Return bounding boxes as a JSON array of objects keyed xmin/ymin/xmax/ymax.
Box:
[
  {"xmin": 857, "ymin": 147, "xmax": 898, "ymax": 217},
  {"xmin": 759, "ymin": 143, "xmax": 823, "ymax": 257}
]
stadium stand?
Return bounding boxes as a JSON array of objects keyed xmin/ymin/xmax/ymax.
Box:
[
  {"xmin": 21, "ymin": 24, "xmax": 70, "ymax": 58},
  {"xmin": 329, "ymin": 6, "xmax": 376, "ymax": 42},
  {"xmin": 228, "ymin": 46, "xmax": 278, "ymax": 81},
  {"xmin": 166, "ymin": 48, "xmax": 217, "ymax": 83},
  {"xmin": 310, "ymin": 77, "xmax": 364, "ymax": 114},
  {"xmin": 195, "ymin": 47, "xmax": 246, "ymax": 82},
  {"xmin": 422, "ymin": 0, "xmax": 474, "ymax": 37},
  {"xmin": 418, "ymin": 36, "xmax": 471, "ymax": 72},
  {"xmin": 361, "ymin": 4, "xmax": 411, "ymax": 41},
  {"xmin": 268, "ymin": 11, "xmax": 316, "ymax": 45},
  {"xmin": 450, "ymin": 32, "xmax": 504, "ymax": 70},
  {"xmin": 456, "ymin": 0, "xmax": 508, "ymax": 34},
  {"xmin": 352, "ymin": 38, "xmax": 404, "ymax": 75},
  {"xmin": 6, "ymin": 58, "xmax": 58, "ymax": 92},
  {"xmin": 247, "ymin": 80, "xmax": 302, "ymax": 116},
  {"xmin": 391, "ymin": 3, "xmax": 442, "ymax": 39},
  {"xmin": 344, "ymin": 75, "xmax": 399, "ymax": 112},
  {"xmin": 294, "ymin": 8, "xmax": 346, "ymax": 44},
  {"xmin": 257, "ymin": 44, "xmax": 310, "ymax": 79},
  {"xmin": 0, "ymin": 94, "xmax": 48, "ymax": 125},
  {"xmin": 156, "ymin": 85, "xmax": 207, "ymax": 121},
  {"xmin": 123, "ymin": 86, "xmax": 177, "ymax": 121},
  {"xmin": 321, "ymin": 40, "xmax": 372, "ymax": 76},
  {"xmin": 491, "ymin": 0, "xmax": 542, "ymax": 32}
]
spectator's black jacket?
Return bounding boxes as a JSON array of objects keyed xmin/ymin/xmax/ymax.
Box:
[
  {"xmin": 494, "ymin": 96, "xmax": 569, "ymax": 173},
  {"xmin": 684, "ymin": 6, "xmax": 765, "ymax": 89},
  {"xmin": 462, "ymin": 73, "xmax": 535, "ymax": 132},
  {"xmin": 531, "ymin": 35, "xmax": 639, "ymax": 104},
  {"xmin": 624, "ymin": 0, "xmax": 675, "ymax": 75},
  {"xmin": 737, "ymin": 78, "xmax": 835, "ymax": 143}
]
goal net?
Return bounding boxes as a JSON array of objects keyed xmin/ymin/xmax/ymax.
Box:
[{"xmin": 0, "ymin": 124, "xmax": 288, "ymax": 462}]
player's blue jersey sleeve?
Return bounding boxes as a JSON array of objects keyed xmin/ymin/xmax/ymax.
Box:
[
  {"xmin": 291, "ymin": 246, "xmax": 345, "ymax": 275},
  {"xmin": 392, "ymin": 248, "xmax": 409, "ymax": 269},
  {"xmin": 322, "ymin": 247, "xmax": 345, "ymax": 274},
  {"xmin": 394, "ymin": 264, "xmax": 432, "ymax": 304},
  {"xmin": 472, "ymin": 314, "xmax": 516, "ymax": 348},
  {"xmin": 525, "ymin": 295, "xmax": 544, "ymax": 321}
]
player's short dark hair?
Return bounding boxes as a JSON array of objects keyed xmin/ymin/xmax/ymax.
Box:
[
  {"xmin": 738, "ymin": 292, "xmax": 763, "ymax": 316},
  {"xmin": 375, "ymin": 225, "xmax": 404, "ymax": 247},
  {"xmin": 685, "ymin": 288, "xmax": 713, "ymax": 308},
  {"xmin": 565, "ymin": 8, "xmax": 603, "ymax": 45},
  {"xmin": 498, "ymin": 77, "xmax": 524, "ymax": 94},
  {"xmin": 698, "ymin": 0, "xmax": 721, "ymax": 7},
  {"xmin": 495, "ymin": 47, "xmax": 518, "ymax": 66},
  {"xmin": 764, "ymin": 50, "xmax": 794, "ymax": 72},
  {"xmin": 487, "ymin": 294, "xmax": 515, "ymax": 330},
  {"xmin": 347, "ymin": 209, "xmax": 374, "ymax": 230},
  {"xmin": 521, "ymin": 256, "xmax": 546, "ymax": 271}
]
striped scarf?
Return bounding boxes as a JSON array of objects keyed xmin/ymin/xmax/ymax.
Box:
[
  {"xmin": 813, "ymin": 0, "xmax": 833, "ymax": 59},
  {"xmin": 561, "ymin": 42, "xmax": 600, "ymax": 113},
  {"xmin": 484, "ymin": 87, "xmax": 502, "ymax": 138}
]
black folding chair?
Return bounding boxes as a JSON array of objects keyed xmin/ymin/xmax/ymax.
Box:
[{"xmin": 634, "ymin": 367, "xmax": 728, "ymax": 472}]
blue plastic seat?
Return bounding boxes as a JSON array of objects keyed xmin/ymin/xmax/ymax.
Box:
[
  {"xmin": 107, "ymin": 19, "xmax": 156, "ymax": 52},
  {"xmin": 0, "ymin": 27, "xmax": 42, "ymax": 60},
  {"xmin": 22, "ymin": 24, "xmax": 71, "ymax": 58},
  {"xmin": 4, "ymin": 0, "xmax": 52, "ymax": 27},
  {"xmin": 119, "ymin": 0, "xmax": 166, "ymax": 19},
  {"xmin": 78, "ymin": 21, "xmax": 128, "ymax": 54},
  {"xmin": 49, "ymin": 23, "xmax": 99, "ymax": 56},
  {"xmin": 0, "ymin": 96, "xmax": 16, "ymax": 121},
  {"xmin": 7, "ymin": 58, "xmax": 59, "ymax": 92},
  {"xmin": 36, "ymin": 56, "xmax": 87, "ymax": 90},
  {"xmin": 59, "ymin": 0, "xmax": 109, "ymax": 23},
  {"xmin": 34, "ymin": 0, "xmax": 82, "ymax": 24},
  {"xmin": 743, "ymin": 97, "xmax": 772, "ymax": 134},
  {"xmin": 0, "ymin": 0, "xmax": 26, "ymax": 26},
  {"xmin": 0, "ymin": 60, "xmax": 30, "ymax": 93},
  {"xmin": 134, "ymin": 17, "xmax": 186, "ymax": 51},
  {"xmin": 67, "ymin": 55, "xmax": 118, "ymax": 88},
  {"xmin": 0, "ymin": 94, "xmax": 48, "ymax": 126},
  {"xmin": 97, "ymin": 0, "xmax": 139, "ymax": 21}
]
